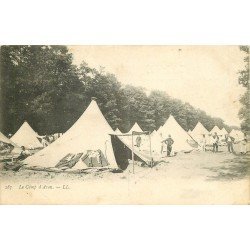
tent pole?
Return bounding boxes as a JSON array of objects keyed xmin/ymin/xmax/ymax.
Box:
[
  {"xmin": 132, "ymin": 132, "xmax": 135, "ymax": 174},
  {"xmin": 149, "ymin": 132, "xmax": 153, "ymax": 168}
]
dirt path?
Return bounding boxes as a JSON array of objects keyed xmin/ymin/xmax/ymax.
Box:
[{"xmin": 0, "ymin": 151, "xmax": 249, "ymax": 204}]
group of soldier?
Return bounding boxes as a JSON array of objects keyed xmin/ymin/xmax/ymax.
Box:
[{"xmin": 199, "ymin": 132, "xmax": 248, "ymax": 154}]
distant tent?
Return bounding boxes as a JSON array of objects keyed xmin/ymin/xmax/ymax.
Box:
[
  {"xmin": 1, "ymin": 131, "xmax": 15, "ymax": 146},
  {"xmin": 230, "ymin": 129, "xmax": 236, "ymax": 137},
  {"xmin": 192, "ymin": 122, "xmax": 209, "ymax": 135},
  {"xmin": 11, "ymin": 121, "xmax": 43, "ymax": 149},
  {"xmin": 230, "ymin": 129, "xmax": 244, "ymax": 140},
  {"xmin": 191, "ymin": 122, "xmax": 209, "ymax": 142},
  {"xmin": 151, "ymin": 130, "xmax": 157, "ymax": 135},
  {"xmin": 115, "ymin": 128, "xmax": 122, "ymax": 134},
  {"xmin": 210, "ymin": 126, "xmax": 222, "ymax": 135},
  {"xmin": 160, "ymin": 115, "xmax": 194, "ymax": 152},
  {"xmin": 0, "ymin": 131, "xmax": 21, "ymax": 153},
  {"xmin": 24, "ymin": 99, "xmax": 118, "ymax": 171},
  {"xmin": 188, "ymin": 129, "xmax": 192, "ymax": 134},
  {"xmin": 190, "ymin": 122, "xmax": 209, "ymax": 146},
  {"xmin": 220, "ymin": 127, "xmax": 228, "ymax": 136},
  {"xmin": 128, "ymin": 123, "xmax": 143, "ymax": 133}
]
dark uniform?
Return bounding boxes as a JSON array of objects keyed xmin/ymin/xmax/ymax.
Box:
[{"xmin": 163, "ymin": 137, "xmax": 174, "ymax": 156}]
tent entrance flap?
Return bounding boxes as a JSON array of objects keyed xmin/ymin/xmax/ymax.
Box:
[
  {"xmin": 110, "ymin": 134, "xmax": 151, "ymax": 170},
  {"xmin": 82, "ymin": 150, "xmax": 109, "ymax": 168},
  {"xmin": 55, "ymin": 153, "xmax": 83, "ymax": 170},
  {"xmin": 54, "ymin": 150, "xmax": 109, "ymax": 171}
]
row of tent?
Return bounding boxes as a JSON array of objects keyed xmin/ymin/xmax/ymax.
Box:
[
  {"xmin": 188, "ymin": 122, "xmax": 245, "ymax": 142},
  {"xmin": 0, "ymin": 121, "xmax": 65, "ymax": 152},
  {"xmin": 0, "ymin": 99, "xmax": 245, "ymax": 171}
]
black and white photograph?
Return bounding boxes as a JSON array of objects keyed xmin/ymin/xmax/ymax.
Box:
[{"xmin": 0, "ymin": 45, "xmax": 249, "ymax": 204}]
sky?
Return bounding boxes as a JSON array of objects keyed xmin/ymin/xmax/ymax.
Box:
[{"xmin": 68, "ymin": 46, "xmax": 245, "ymax": 126}]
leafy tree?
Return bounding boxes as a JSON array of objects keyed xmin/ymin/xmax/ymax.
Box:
[
  {"xmin": 78, "ymin": 65, "xmax": 122, "ymax": 129},
  {"xmin": 0, "ymin": 45, "xmax": 83, "ymax": 134},
  {"xmin": 238, "ymin": 46, "xmax": 249, "ymax": 131},
  {"xmin": 0, "ymin": 45, "xmax": 234, "ymax": 136}
]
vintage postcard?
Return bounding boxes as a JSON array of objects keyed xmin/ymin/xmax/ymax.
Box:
[{"xmin": 0, "ymin": 45, "xmax": 249, "ymax": 204}]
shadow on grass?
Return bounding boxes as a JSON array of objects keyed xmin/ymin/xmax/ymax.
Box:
[{"xmin": 206, "ymin": 154, "xmax": 250, "ymax": 181}]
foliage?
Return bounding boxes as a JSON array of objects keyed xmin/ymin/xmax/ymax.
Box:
[
  {"xmin": 238, "ymin": 46, "xmax": 249, "ymax": 131},
  {"xmin": 0, "ymin": 45, "xmax": 233, "ymax": 135}
]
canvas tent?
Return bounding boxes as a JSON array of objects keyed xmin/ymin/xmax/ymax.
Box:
[
  {"xmin": 160, "ymin": 115, "xmax": 194, "ymax": 152},
  {"xmin": 157, "ymin": 125, "xmax": 163, "ymax": 135},
  {"xmin": 0, "ymin": 131, "xmax": 21, "ymax": 154},
  {"xmin": 24, "ymin": 99, "xmax": 118, "ymax": 171},
  {"xmin": 189, "ymin": 122, "xmax": 210, "ymax": 148},
  {"xmin": 151, "ymin": 129, "xmax": 157, "ymax": 135},
  {"xmin": 150, "ymin": 130, "xmax": 163, "ymax": 153},
  {"xmin": 191, "ymin": 122, "xmax": 209, "ymax": 142},
  {"xmin": 110, "ymin": 133, "xmax": 153, "ymax": 170},
  {"xmin": 210, "ymin": 126, "xmax": 222, "ymax": 135},
  {"xmin": 230, "ymin": 129, "xmax": 244, "ymax": 140},
  {"xmin": 220, "ymin": 127, "xmax": 228, "ymax": 136},
  {"xmin": 115, "ymin": 128, "xmax": 122, "ymax": 134},
  {"xmin": 11, "ymin": 121, "xmax": 43, "ymax": 149},
  {"xmin": 192, "ymin": 122, "xmax": 209, "ymax": 136},
  {"xmin": 1, "ymin": 131, "xmax": 16, "ymax": 146},
  {"xmin": 128, "ymin": 122, "xmax": 143, "ymax": 133}
]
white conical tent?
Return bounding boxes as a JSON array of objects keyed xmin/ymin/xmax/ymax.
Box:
[
  {"xmin": 150, "ymin": 130, "xmax": 163, "ymax": 153},
  {"xmin": 128, "ymin": 122, "xmax": 143, "ymax": 133},
  {"xmin": 115, "ymin": 128, "xmax": 122, "ymax": 134},
  {"xmin": 230, "ymin": 129, "xmax": 244, "ymax": 140},
  {"xmin": 160, "ymin": 115, "xmax": 194, "ymax": 152},
  {"xmin": 220, "ymin": 127, "xmax": 228, "ymax": 136},
  {"xmin": 192, "ymin": 122, "xmax": 209, "ymax": 135},
  {"xmin": 0, "ymin": 131, "xmax": 21, "ymax": 153},
  {"xmin": 188, "ymin": 129, "xmax": 192, "ymax": 134},
  {"xmin": 11, "ymin": 121, "xmax": 43, "ymax": 149},
  {"xmin": 157, "ymin": 125, "xmax": 163, "ymax": 135},
  {"xmin": 1, "ymin": 131, "xmax": 15, "ymax": 145},
  {"xmin": 24, "ymin": 100, "xmax": 118, "ymax": 170},
  {"xmin": 190, "ymin": 122, "xmax": 209, "ymax": 146},
  {"xmin": 210, "ymin": 126, "xmax": 222, "ymax": 135},
  {"xmin": 229, "ymin": 129, "xmax": 236, "ymax": 136}
]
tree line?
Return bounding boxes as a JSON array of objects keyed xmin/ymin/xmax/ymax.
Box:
[
  {"xmin": 0, "ymin": 45, "xmax": 235, "ymax": 136},
  {"xmin": 238, "ymin": 46, "xmax": 249, "ymax": 132}
]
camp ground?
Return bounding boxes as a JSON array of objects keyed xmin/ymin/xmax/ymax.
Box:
[
  {"xmin": 0, "ymin": 100, "xmax": 248, "ymax": 176},
  {"xmin": 22, "ymin": 100, "xmax": 158, "ymax": 173},
  {"xmin": 0, "ymin": 45, "xmax": 249, "ymax": 206}
]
